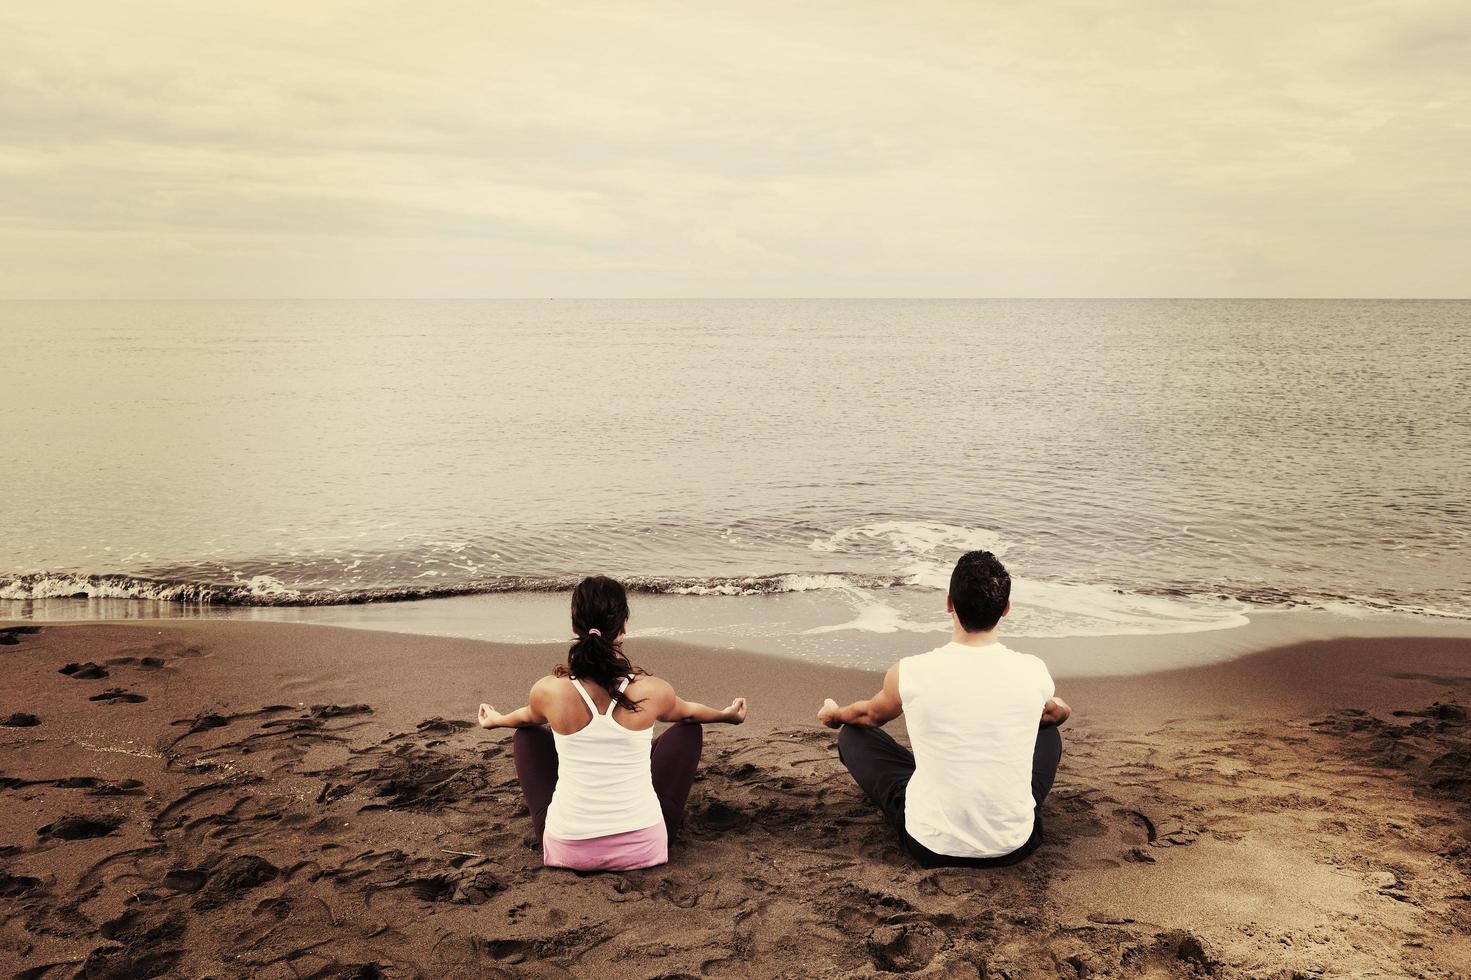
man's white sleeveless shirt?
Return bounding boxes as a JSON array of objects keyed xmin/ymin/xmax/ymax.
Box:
[{"xmin": 899, "ymin": 641, "xmax": 1054, "ymax": 857}]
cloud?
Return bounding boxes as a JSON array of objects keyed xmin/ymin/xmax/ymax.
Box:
[{"xmin": 0, "ymin": 0, "xmax": 1466, "ymax": 297}]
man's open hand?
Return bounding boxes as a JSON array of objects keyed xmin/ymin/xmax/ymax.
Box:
[{"xmin": 817, "ymin": 697, "xmax": 842, "ymax": 729}]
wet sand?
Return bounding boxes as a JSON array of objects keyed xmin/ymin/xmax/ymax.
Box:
[{"xmin": 1, "ymin": 621, "xmax": 1468, "ymax": 978}]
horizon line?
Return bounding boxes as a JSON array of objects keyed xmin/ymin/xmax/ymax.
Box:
[{"xmin": 2, "ymin": 296, "xmax": 1469, "ymax": 303}]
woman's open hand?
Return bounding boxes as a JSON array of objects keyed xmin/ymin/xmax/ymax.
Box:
[
  {"xmin": 721, "ymin": 697, "xmax": 748, "ymax": 725},
  {"xmin": 477, "ymin": 703, "xmax": 505, "ymax": 729}
]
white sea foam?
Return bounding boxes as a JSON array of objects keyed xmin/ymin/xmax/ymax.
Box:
[
  {"xmin": 802, "ymin": 521, "xmax": 1253, "ymax": 637},
  {"xmin": 804, "ymin": 593, "xmax": 949, "ymax": 636},
  {"xmin": 237, "ymin": 574, "xmax": 303, "ymax": 600},
  {"xmin": 0, "ymin": 573, "xmax": 213, "ymax": 602},
  {"xmin": 0, "ymin": 566, "xmax": 1457, "ymax": 636},
  {"xmin": 1006, "ymin": 579, "xmax": 1250, "ymax": 637},
  {"xmin": 663, "ymin": 573, "xmax": 881, "ymax": 596},
  {"xmin": 809, "ymin": 521, "xmax": 1008, "ymax": 558},
  {"xmin": 801, "ymin": 574, "xmax": 1250, "ymax": 639},
  {"xmin": 806, "ymin": 521, "xmax": 1012, "ymax": 596}
]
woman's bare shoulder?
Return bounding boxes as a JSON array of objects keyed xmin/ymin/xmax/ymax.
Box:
[
  {"xmin": 529, "ymin": 674, "xmax": 569, "ymax": 700},
  {"xmin": 628, "ymin": 674, "xmax": 674, "ymax": 701}
]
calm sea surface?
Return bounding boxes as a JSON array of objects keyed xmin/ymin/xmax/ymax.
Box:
[{"xmin": 2, "ymin": 299, "xmax": 1467, "ymax": 640}]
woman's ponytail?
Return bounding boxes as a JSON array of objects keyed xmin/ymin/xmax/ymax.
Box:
[{"xmin": 557, "ymin": 576, "xmax": 645, "ymax": 711}]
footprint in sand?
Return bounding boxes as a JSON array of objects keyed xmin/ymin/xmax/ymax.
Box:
[
  {"xmin": 112, "ymin": 640, "xmax": 204, "ymax": 661},
  {"xmin": 311, "ymin": 703, "xmax": 374, "ymax": 719},
  {"xmin": 172, "ymin": 712, "xmax": 231, "ymax": 735},
  {"xmin": 0, "ymin": 873, "xmax": 42, "ymax": 897},
  {"xmin": 1114, "ymin": 808, "xmax": 1158, "ymax": 844},
  {"xmin": 415, "ymin": 716, "xmax": 472, "ymax": 732},
  {"xmin": 714, "ymin": 762, "xmax": 759, "ymax": 781},
  {"xmin": 2, "ymin": 712, "xmax": 40, "ymax": 727},
  {"xmin": 407, "ymin": 874, "xmax": 459, "ymax": 903},
  {"xmin": 105, "ymin": 655, "xmax": 168, "ymax": 669},
  {"xmin": 59, "ymin": 661, "xmax": 109, "ymax": 679},
  {"xmin": 86, "ymin": 908, "xmax": 186, "ymax": 979},
  {"xmin": 866, "ymin": 922, "xmax": 947, "ymax": 973},
  {"xmin": 37, "ymin": 814, "xmax": 124, "ymax": 841},
  {"xmin": 100, "ymin": 907, "xmax": 184, "ymax": 945},
  {"xmin": 45, "ymin": 775, "xmax": 145, "ymax": 796},
  {"xmin": 89, "ymin": 688, "xmax": 148, "ymax": 704},
  {"xmin": 690, "ymin": 800, "xmax": 750, "ymax": 834},
  {"xmin": 81, "ymin": 943, "xmax": 182, "ymax": 977},
  {"xmin": 0, "ymin": 626, "xmax": 41, "ymax": 645},
  {"xmin": 191, "ymin": 855, "xmax": 279, "ymax": 910},
  {"xmin": 403, "ymin": 870, "xmax": 507, "ymax": 907},
  {"xmin": 166, "ymin": 705, "xmax": 303, "ymax": 756}
]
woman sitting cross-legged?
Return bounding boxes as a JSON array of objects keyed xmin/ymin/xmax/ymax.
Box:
[{"xmin": 477, "ymin": 575, "xmax": 748, "ymax": 871}]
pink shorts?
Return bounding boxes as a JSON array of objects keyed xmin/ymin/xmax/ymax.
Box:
[{"xmin": 543, "ymin": 820, "xmax": 668, "ymax": 871}]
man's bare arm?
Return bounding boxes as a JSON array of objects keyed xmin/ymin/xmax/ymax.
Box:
[
  {"xmin": 818, "ymin": 665, "xmax": 903, "ymax": 728},
  {"xmin": 1041, "ymin": 696, "xmax": 1071, "ymax": 728}
]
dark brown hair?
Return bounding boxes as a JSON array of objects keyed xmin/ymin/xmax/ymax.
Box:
[
  {"xmin": 554, "ymin": 575, "xmax": 646, "ymax": 711},
  {"xmin": 949, "ymin": 551, "xmax": 1011, "ymax": 632}
]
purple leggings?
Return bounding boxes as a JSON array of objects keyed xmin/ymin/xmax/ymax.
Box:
[{"xmin": 512, "ymin": 723, "xmax": 704, "ymax": 841}]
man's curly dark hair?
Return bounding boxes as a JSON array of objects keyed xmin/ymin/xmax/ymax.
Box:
[{"xmin": 948, "ymin": 550, "xmax": 1011, "ymax": 632}]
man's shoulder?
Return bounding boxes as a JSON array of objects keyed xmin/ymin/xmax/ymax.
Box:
[
  {"xmin": 997, "ymin": 643, "xmax": 1049, "ymax": 668},
  {"xmin": 895, "ymin": 644, "xmax": 947, "ymax": 672},
  {"xmin": 894, "ymin": 643, "xmax": 961, "ymax": 684},
  {"xmin": 1016, "ymin": 650, "xmax": 1050, "ymax": 671},
  {"xmin": 1000, "ymin": 647, "xmax": 1054, "ymax": 694}
]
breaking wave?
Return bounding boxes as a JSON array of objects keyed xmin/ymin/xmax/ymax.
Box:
[
  {"xmin": 0, "ymin": 570, "xmax": 913, "ymax": 606},
  {"xmin": 2, "ymin": 569, "xmax": 1467, "ymax": 630}
]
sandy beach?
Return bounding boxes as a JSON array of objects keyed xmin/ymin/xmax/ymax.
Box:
[
  {"xmin": 8, "ymin": 1, "xmax": 1471, "ymax": 976},
  {"xmin": 1, "ymin": 620, "xmax": 1468, "ymax": 978}
]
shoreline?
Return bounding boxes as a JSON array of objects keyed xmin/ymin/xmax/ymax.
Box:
[
  {"xmin": 8, "ymin": 595, "xmax": 1471, "ymax": 676},
  {"xmin": 1, "ymin": 621, "xmax": 1468, "ymax": 976}
]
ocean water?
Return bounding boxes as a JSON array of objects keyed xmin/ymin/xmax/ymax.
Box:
[{"xmin": 2, "ymin": 299, "xmax": 1468, "ymax": 647}]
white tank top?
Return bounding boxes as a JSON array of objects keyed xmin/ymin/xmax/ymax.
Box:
[
  {"xmin": 542, "ymin": 677, "xmax": 664, "ymax": 840},
  {"xmin": 899, "ymin": 642, "xmax": 1054, "ymax": 858}
]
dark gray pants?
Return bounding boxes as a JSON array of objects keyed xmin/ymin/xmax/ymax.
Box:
[{"xmin": 837, "ymin": 724, "xmax": 1062, "ymax": 868}]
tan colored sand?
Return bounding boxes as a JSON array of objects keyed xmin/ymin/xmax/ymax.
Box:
[{"xmin": 1, "ymin": 621, "xmax": 1468, "ymax": 978}]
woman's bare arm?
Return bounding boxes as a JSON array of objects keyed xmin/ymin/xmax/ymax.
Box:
[
  {"xmin": 650, "ymin": 678, "xmax": 747, "ymax": 724},
  {"xmin": 665, "ymin": 696, "xmax": 747, "ymax": 724},
  {"xmin": 477, "ymin": 677, "xmax": 554, "ymax": 729}
]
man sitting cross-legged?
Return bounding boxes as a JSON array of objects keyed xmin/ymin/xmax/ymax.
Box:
[{"xmin": 817, "ymin": 550, "xmax": 1070, "ymax": 867}]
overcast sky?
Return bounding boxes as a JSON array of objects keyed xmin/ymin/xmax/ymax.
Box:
[{"xmin": 2, "ymin": 1, "xmax": 1467, "ymax": 298}]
